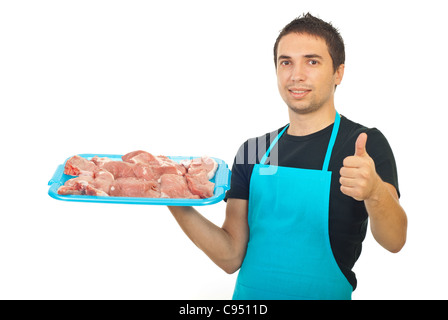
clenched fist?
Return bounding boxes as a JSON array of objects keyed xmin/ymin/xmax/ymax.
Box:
[{"xmin": 339, "ymin": 133, "xmax": 381, "ymax": 201}]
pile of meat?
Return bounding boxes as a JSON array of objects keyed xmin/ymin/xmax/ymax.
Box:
[{"xmin": 57, "ymin": 150, "xmax": 218, "ymax": 199}]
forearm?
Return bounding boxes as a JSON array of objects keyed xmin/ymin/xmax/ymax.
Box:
[
  {"xmin": 168, "ymin": 206, "xmax": 245, "ymax": 273},
  {"xmin": 364, "ymin": 179, "xmax": 407, "ymax": 253}
]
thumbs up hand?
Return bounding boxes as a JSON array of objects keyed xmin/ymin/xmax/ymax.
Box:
[
  {"xmin": 354, "ymin": 132, "xmax": 368, "ymax": 157},
  {"xmin": 340, "ymin": 133, "xmax": 381, "ymax": 201}
]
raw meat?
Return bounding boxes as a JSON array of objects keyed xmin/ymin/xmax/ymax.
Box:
[
  {"xmin": 181, "ymin": 156, "xmax": 217, "ymax": 198},
  {"xmin": 182, "ymin": 156, "xmax": 218, "ymax": 179},
  {"xmin": 91, "ymin": 156, "xmax": 113, "ymax": 166},
  {"xmin": 64, "ymin": 155, "xmax": 97, "ymax": 176},
  {"xmin": 86, "ymin": 170, "xmax": 114, "ymax": 196},
  {"xmin": 185, "ymin": 172, "xmax": 215, "ymax": 198},
  {"xmin": 156, "ymin": 155, "xmax": 187, "ymax": 176},
  {"xmin": 57, "ymin": 176, "xmax": 94, "ymax": 195},
  {"xmin": 123, "ymin": 152, "xmax": 187, "ymax": 176},
  {"xmin": 160, "ymin": 174, "xmax": 200, "ymax": 199},
  {"xmin": 92, "ymin": 156, "xmax": 160, "ymax": 180},
  {"xmin": 109, "ymin": 178, "xmax": 160, "ymax": 198},
  {"xmin": 122, "ymin": 150, "xmax": 159, "ymax": 165},
  {"xmin": 58, "ymin": 169, "xmax": 113, "ymax": 196},
  {"xmin": 133, "ymin": 163, "xmax": 159, "ymax": 181},
  {"xmin": 101, "ymin": 161, "xmax": 136, "ymax": 179},
  {"xmin": 57, "ymin": 151, "xmax": 218, "ymax": 199}
]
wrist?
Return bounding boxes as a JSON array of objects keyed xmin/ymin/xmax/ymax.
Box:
[{"xmin": 365, "ymin": 174, "xmax": 384, "ymax": 205}]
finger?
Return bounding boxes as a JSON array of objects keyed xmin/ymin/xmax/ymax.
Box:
[
  {"xmin": 340, "ymin": 185, "xmax": 363, "ymax": 201},
  {"xmin": 342, "ymin": 155, "xmax": 364, "ymax": 168},
  {"xmin": 340, "ymin": 166, "xmax": 357, "ymax": 178},
  {"xmin": 340, "ymin": 184, "xmax": 354, "ymax": 197},
  {"xmin": 339, "ymin": 176, "xmax": 357, "ymax": 187},
  {"xmin": 354, "ymin": 132, "xmax": 368, "ymax": 157}
]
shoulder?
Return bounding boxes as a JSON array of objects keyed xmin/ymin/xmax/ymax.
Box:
[
  {"xmin": 337, "ymin": 115, "xmax": 392, "ymax": 154},
  {"xmin": 336, "ymin": 115, "xmax": 400, "ymax": 195},
  {"xmin": 225, "ymin": 125, "xmax": 287, "ymax": 201},
  {"xmin": 333, "ymin": 115, "xmax": 398, "ymax": 177},
  {"xmin": 235, "ymin": 125, "xmax": 288, "ymax": 165}
]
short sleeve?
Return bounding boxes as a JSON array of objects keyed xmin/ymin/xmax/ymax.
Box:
[
  {"xmin": 366, "ymin": 128, "xmax": 400, "ymax": 197},
  {"xmin": 224, "ymin": 141, "xmax": 252, "ymax": 201}
]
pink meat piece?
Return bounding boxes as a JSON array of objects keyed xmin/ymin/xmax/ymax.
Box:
[
  {"xmin": 123, "ymin": 151, "xmax": 186, "ymax": 176},
  {"xmin": 185, "ymin": 172, "xmax": 215, "ymax": 198},
  {"xmin": 86, "ymin": 170, "xmax": 114, "ymax": 196},
  {"xmin": 101, "ymin": 161, "xmax": 136, "ymax": 179},
  {"xmin": 160, "ymin": 174, "xmax": 200, "ymax": 199},
  {"xmin": 102, "ymin": 160, "xmax": 177, "ymax": 181},
  {"xmin": 121, "ymin": 150, "xmax": 143, "ymax": 162},
  {"xmin": 64, "ymin": 155, "xmax": 97, "ymax": 176},
  {"xmin": 152, "ymin": 164, "xmax": 185, "ymax": 177},
  {"xmin": 132, "ymin": 163, "xmax": 159, "ymax": 181},
  {"xmin": 156, "ymin": 155, "xmax": 187, "ymax": 176},
  {"xmin": 64, "ymin": 175, "xmax": 95, "ymax": 187},
  {"xmin": 94, "ymin": 156, "xmax": 156, "ymax": 180},
  {"xmin": 57, "ymin": 175, "xmax": 95, "ymax": 195},
  {"xmin": 109, "ymin": 177, "xmax": 160, "ymax": 198},
  {"xmin": 57, "ymin": 186, "xmax": 83, "ymax": 195},
  {"xmin": 91, "ymin": 156, "xmax": 113, "ymax": 166},
  {"xmin": 183, "ymin": 156, "xmax": 218, "ymax": 179},
  {"xmin": 122, "ymin": 150, "xmax": 160, "ymax": 165},
  {"xmin": 57, "ymin": 170, "xmax": 114, "ymax": 196}
]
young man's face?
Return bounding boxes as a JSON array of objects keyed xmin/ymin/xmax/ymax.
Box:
[{"xmin": 276, "ymin": 32, "xmax": 344, "ymax": 115}]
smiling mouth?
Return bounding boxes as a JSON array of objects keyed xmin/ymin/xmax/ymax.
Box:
[{"xmin": 289, "ymin": 89, "xmax": 311, "ymax": 99}]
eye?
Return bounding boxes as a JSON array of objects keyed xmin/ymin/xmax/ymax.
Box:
[
  {"xmin": 280, "ymin": 60, "xmax": 291, "ymax": 66},
  {"xmin": 308, "ymin": 60, "xmax": 319, "ymax": 66}
]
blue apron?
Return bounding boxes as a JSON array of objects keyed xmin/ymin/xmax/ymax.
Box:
[{"xmin": 233, "ymin": 112, "xmax": 353, "ymax": 300}]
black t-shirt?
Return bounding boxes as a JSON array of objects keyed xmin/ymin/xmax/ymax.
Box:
[{"xmin": 224, "ymin": 115, "xmax": 400, "ymax": 290}]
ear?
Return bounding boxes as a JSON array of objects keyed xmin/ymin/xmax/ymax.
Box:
[{"xmin": 334, "ymin": 63, "xmax": 345, "ymax": 86}]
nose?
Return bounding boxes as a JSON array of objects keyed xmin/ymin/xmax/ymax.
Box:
[{"xmin": 291, "ymin": 65, "xmax": 306, "ymax": 82}]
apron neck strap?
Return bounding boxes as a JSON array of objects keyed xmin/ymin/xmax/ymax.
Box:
[
  {"xmin": 322, "ymin": 111, "xmax": 340, "ymax": 172},
  {"xmin": 260, "ymin": 125, "xmax": 289, "ymax": 165},
  {"xmin": 260, "ymin": 111, "xmax": 341, "ymax": 172}
]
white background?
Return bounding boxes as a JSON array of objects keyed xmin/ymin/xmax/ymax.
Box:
[{"xmin": 1, "ymin": 0, "xmax": 447, "ymax": 300}]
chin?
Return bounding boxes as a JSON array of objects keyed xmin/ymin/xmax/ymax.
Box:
[{"xmin": 287, "ymin": 104, "xmax": 321, "ymax": 115}]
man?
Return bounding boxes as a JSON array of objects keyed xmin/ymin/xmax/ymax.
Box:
[{"xmin": 168, "ymin": 13, "xmax": 407, "ymax": 300}]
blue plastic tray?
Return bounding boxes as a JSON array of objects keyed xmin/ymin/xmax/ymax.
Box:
[{"xmin": 48, "ymin": 154, "xmax": 231, "ymax": 206}]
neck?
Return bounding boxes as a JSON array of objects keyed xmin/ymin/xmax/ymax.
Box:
[{"xmin": 287, "ymin": 106, "xmax": 337, "ymax": 136}]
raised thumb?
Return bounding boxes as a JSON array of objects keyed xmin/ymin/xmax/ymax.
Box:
[{"xmin": 355, "ymin": 132, "xmax": 368, "ymax": 156}]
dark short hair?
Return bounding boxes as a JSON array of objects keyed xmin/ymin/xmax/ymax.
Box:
[{"xmin": 273, "ymin": 13, "xmax": 345, "ymax": 73}]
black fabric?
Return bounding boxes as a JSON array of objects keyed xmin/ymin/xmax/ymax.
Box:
[{"xmin": 224, "ymin": 115, "xmax": 400, "ymax": 290}]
